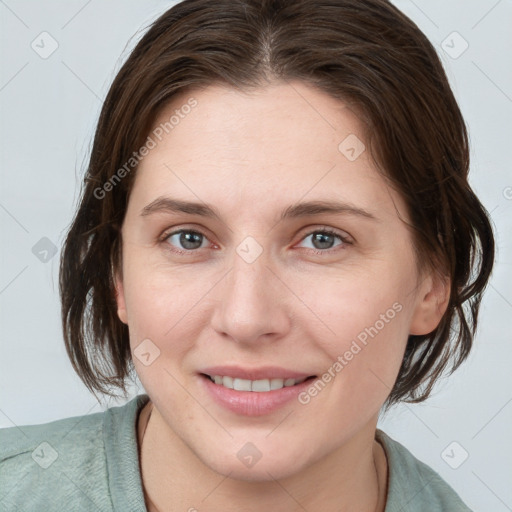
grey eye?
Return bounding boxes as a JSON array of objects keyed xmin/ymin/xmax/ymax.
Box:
[{"xmin": 167, "ymin": 230, "xmax": 207, "ymax": 251}]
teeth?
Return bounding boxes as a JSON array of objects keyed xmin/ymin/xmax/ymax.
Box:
[
  {"xmin": 210, "ymin": 375, "xmax": 308, "ymax": 392},
  {"xmin": 270, "ymin": 378, "xmax": 284, "ymax": 390},
  {"xmin": 252, "ymin": 379, "xmax": 271, "ymax": 392},
  {"xmin": 233, "ymin": 378, "xmax": 252, "ymax": 391},
  {"xmin": 222, "ymin": 376, "xmax": 234, "ymax": 389}
]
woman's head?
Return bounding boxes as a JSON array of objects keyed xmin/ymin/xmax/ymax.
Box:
[
  {"xmin": 60, "ymin": 0, "xmax": 494, "ymax": 437},
  {"xmin": 102, "ymin": 81, "xmax": 460, "ymax": 479}
]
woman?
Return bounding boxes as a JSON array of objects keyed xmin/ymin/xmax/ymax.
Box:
[{"xmin": 0, "ymin": 0, "xmax": 494, "ymax": 510}]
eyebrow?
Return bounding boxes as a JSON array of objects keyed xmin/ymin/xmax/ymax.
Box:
[{"xmin": 140, "ymin": 197, "xmax": 378, "ymax": 222}]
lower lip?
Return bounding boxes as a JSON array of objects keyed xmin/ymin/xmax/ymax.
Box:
[{"xmin": 200, "ymin": 374, "xmax": 316, "ymax": 416}]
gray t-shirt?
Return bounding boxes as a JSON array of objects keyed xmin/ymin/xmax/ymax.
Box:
[{"xmin": 0, "ymin": 394, "xmax": 472, "ymax": 511}]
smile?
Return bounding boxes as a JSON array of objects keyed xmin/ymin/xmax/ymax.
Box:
[
  {"xmin": 205, "ymin": 374, "xmax": 311, "ymax": 392},
  {"xmin": 199, "ymin": 369, "xmax": 318, "ymax": 416}
]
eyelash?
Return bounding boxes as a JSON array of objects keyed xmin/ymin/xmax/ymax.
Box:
[{"xmin": 159, "ymin": 227, "xmax": 352, "ymax": 257}]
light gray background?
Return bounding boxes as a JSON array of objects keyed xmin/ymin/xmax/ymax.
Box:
[{"xmin": 0, "ymin": 1, "xmax": 511, "ymax": 510}]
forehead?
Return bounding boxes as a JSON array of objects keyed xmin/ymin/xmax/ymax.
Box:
[
  {"xmin": 147, "ymin": 81, "xmax": 366, "ymax": 167},
  {"xmin": 131, "ymin": 81, "xmax": 402, "ymax": 221}
]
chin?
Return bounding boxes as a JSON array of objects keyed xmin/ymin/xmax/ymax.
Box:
[
  {"xmin": 195, "ymin": 438, "xmax": 317, "ymax": 482},
  {"xmin": 206, "ymin": 457, "xmax": 306, "ymax": 482}
]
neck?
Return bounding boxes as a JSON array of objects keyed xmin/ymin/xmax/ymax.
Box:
[{"xmin": 138, "ymin": 401, "xmax": 387, "ymax": 512}]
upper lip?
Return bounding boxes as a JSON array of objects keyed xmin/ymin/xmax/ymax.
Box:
[{"xmin": 199, "ymin": 365, "xmax": 315, "ymax": 381}]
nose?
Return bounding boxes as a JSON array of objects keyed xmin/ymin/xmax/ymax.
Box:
[{"xmin": 210, "ymin": 246, "xmax": 292, "ymax": 345}]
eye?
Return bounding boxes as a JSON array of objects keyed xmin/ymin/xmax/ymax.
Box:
[
  {"xmin": 296, "ymin": 229, "xmax": 351, "ymax": 254},
  {"xmin": 160, "ymin": 227, "xmax": 351, "ymax": 256},
  {"xmin": 162, "ymin": 229, "xmax": 211, "ymax": 254}
]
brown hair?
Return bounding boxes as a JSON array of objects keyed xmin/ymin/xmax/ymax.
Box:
[{"xmin": 59, "ymin": 0, "xmax": 495, "ymax": 408}]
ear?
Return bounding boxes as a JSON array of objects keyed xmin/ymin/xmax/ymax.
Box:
[
  {"xmin": 113, "ymin": 268, "xmax": 128, "ymax": 325},
  {"xmin": 409, "ymin": 270, "xmax": 451, "ymax": 335}
]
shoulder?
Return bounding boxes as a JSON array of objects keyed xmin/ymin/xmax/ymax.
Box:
[
  {"xmin": 0, "ymin": 395, "xmax": 146, "ymax": 511},
  {"xmin": 376, "ymin": 429, "xmax": 473, "ymax": 512},
  {"xmin": 0, "ymin": 405, "xmax": 111, "ymax": 511}
]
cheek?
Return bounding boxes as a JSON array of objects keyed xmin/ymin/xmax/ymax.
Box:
[
  {"xmin": 121, "ymin": 250, "xmax": 213, "ymax": 359},
  {"xmin": 296, "ymin": 263, "xmax": 415, "ymax": 401},
  {"xmin": 306, "ymin": 267, "xmax": 411, "ymax": 348},
  {"xmin": 320, "ymin": 300, "xmax": 408, "ymax": 401}
]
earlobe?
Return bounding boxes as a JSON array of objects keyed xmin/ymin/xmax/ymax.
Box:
[
  {"xmin": 113, "ymin": 270, "xmax": 128, "ymax": 325},
  {"xmin": 409, "ymin": 271, "xmax": 451, "ymax": 336}
]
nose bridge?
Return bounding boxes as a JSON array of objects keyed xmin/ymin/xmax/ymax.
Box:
[{"xmin": 211, "ymin": 238, "xmax": 290, "ymax": 344}]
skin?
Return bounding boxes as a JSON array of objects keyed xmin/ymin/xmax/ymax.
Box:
[{"xmin": 114, "ymin": 80, "xmax": 450, "ymax": 512}]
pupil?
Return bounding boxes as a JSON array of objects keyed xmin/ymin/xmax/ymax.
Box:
[
  {"xmin": 313, "ymin": 232, "xmax": 333, "ymax": 250},
  {"xmin": 181, "ymin": 232, "xmax": 202, "ymax": 249}
]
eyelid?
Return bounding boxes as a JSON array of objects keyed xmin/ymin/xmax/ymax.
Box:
[
  {"xmin": 296, "ymin": 225, "xmax": 353, "ymax": 243},
  {"xmin": 159, "ymin": 224, "xmax": 214, "ymax": 241}
]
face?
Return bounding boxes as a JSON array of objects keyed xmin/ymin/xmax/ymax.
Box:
[{"xmin": 115, "ymin": 81, "xmax": 447, "ymax": 481}]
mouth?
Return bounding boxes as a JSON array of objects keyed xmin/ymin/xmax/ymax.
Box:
[
  {"xmin": 198, "ymin": 367, "xmax": 318, "ymax": 416},
  {"xmin": 200, "ymin": 373, "xmax": 317, "ymax": 392}
]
